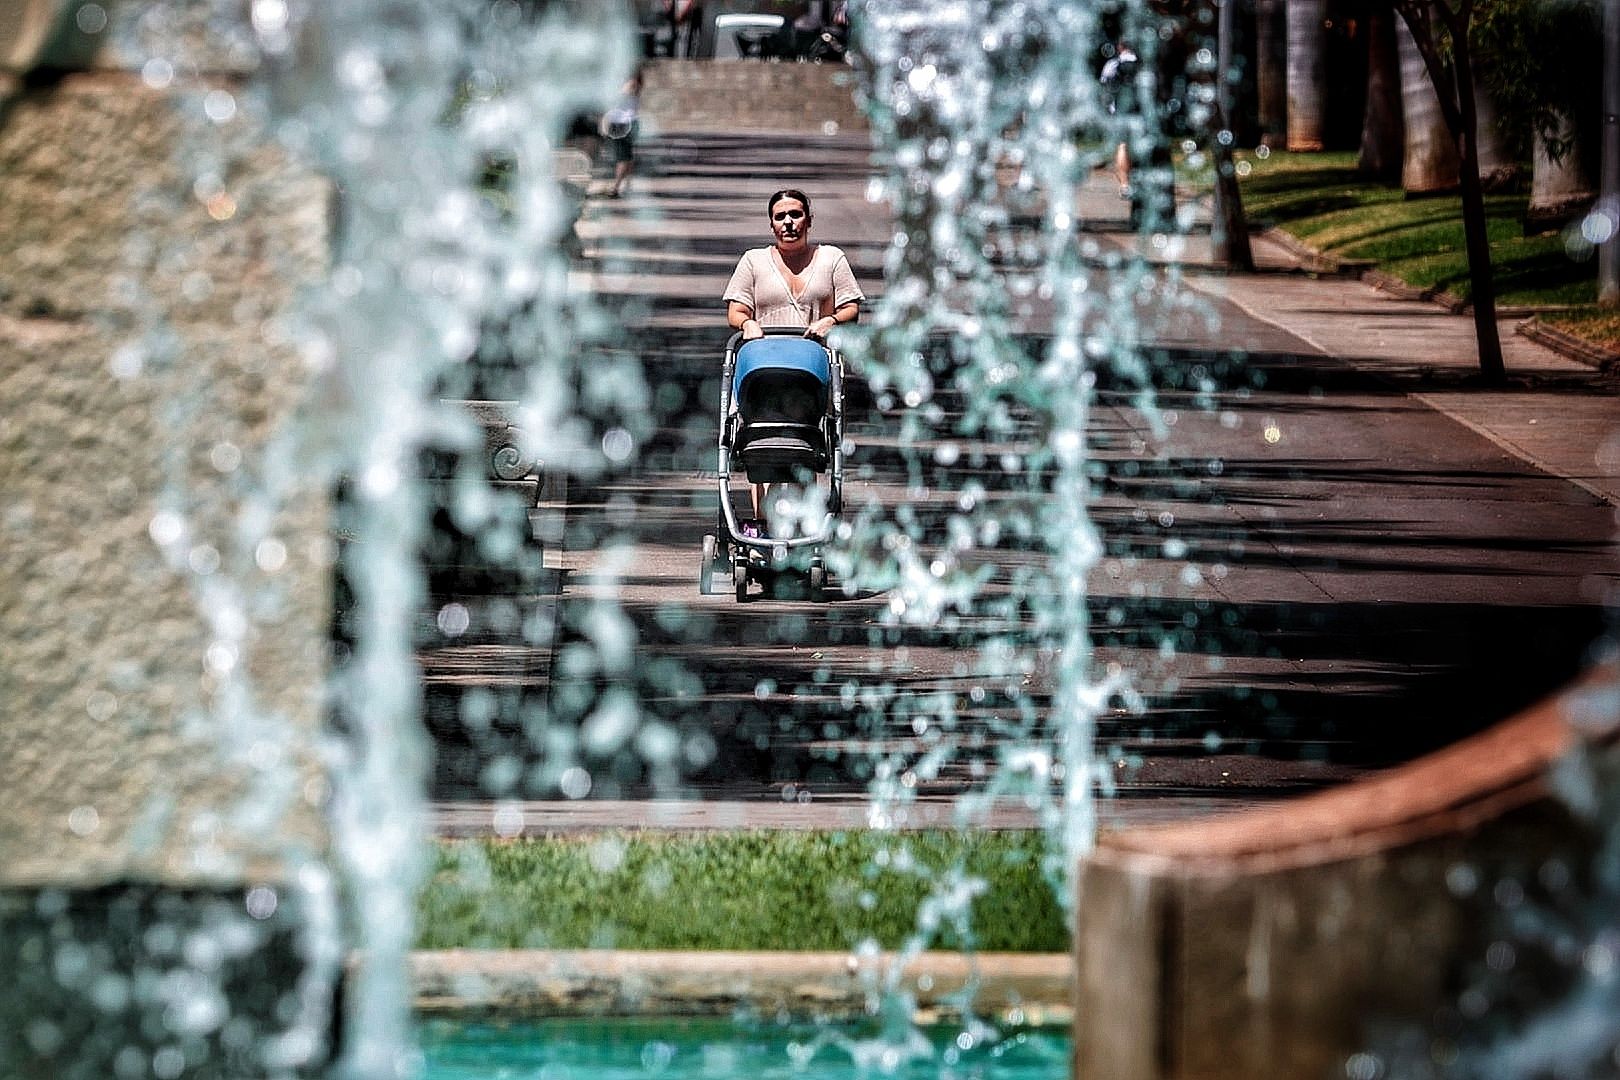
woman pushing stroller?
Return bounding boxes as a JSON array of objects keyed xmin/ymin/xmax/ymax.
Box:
[{"xmin": 722, "ymin": 188, "xmax": 863, "ymax": 534}]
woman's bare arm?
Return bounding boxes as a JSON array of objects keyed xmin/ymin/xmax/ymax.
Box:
[{"xmin": 728, "ymin": 300, "xmax": 762, "ymax": 339}]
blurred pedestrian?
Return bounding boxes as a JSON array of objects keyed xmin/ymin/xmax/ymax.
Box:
[
  {"xmin": 790, "ymin": 1, "xmax": 828, "ymax": 57},
  {"xmin": 1100, "ymin": 39, "xmax": 1138, "ymax": 198},
  {"xmin": 663, "ymin": 0, "xmax": 704, "ymax": 58},
  {"xmin": 600, "ymin": 69, "xmax": 643, "ymax": 198}
]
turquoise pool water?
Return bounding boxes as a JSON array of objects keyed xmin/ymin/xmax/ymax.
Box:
[{"xmin": 420, "ymin": 1017, "xmax": 1070, "ymax": 1079}]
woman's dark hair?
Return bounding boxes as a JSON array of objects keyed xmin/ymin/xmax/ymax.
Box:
[{"xmin": 766, "ymin": 188, "xmax": 811, "ymax": 217}]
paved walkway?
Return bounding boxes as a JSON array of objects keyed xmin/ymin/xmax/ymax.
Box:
[
  {"xmin": 431, "ymin": 792, "xmax": 1246, "ymax": 834},
  {"xmin": 588, "ymin": 131, "xmax": 1620, "ymax": 507},
  {"xmin": 428, "ymin": 128, "xmax": 1620, "ymax": 836}
]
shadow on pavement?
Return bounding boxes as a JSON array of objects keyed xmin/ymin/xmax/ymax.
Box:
[{"xmin": 417, "ymin": 133, "xmax": 1620, "ymax": 813}]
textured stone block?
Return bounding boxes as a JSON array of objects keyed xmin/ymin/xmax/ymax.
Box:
[
  {"xmin": 640, "ymin": 58, "xmax": 868, "ymax": 134},
  {"xmin": 1, "ymin": 1, "xmax": 264, "ymax": 78},
  {"xmin": 0, "ymin": 71, "xmax": 333, "ymax": 888}
]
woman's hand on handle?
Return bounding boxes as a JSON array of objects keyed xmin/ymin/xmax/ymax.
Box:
[
  {"xmin": 729, "ymin": 301, "xmax": 764, "ymax": 341},
  {"xmin": 805, "ymin": 303, "xmax": 857, "ymax": 340}
]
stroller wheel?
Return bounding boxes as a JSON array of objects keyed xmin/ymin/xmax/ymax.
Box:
[
  {"xmin": 700, "ymin": 534, "xmax": 718, "ymax": 594},
  {"xmin": 733, "ymin": 559, "xmax": 749, "ymax": 602},
  {"xmin": 808, "ymin": 564, "xmax": 826, "ymax": 603}
]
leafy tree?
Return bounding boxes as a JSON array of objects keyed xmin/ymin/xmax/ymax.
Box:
[{"xmin": 1471, "ymin": 0, "xmax": 1602, "ymax": 170}]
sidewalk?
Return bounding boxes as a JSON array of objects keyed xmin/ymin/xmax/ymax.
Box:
[
  {"xmin": 585, "ymin": 134, "xmax": 1620, "ymax": 515},
  {"xmin": 1069, "ymin": 169, "xmax": 1620, "ymax": 507}
]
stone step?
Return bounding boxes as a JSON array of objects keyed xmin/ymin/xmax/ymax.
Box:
[{"xmin": 640, "ymin": 58, "xmax": 867, "ymax": 134}]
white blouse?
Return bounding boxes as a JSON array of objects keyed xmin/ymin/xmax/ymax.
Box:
[{"xmin": 722, "ymin": 244, "xmax": 864, "ymax": 328}]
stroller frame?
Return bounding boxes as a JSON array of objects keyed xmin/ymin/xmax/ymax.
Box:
[{"xmin": 701, "ymin": 328, "xmax": 845, "ymax": 601}]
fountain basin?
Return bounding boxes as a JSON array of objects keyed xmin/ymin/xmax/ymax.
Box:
[
  {"xmin": 413, "ymin": 948, "xmax": 1072, "ymax": 1025},
  {"xmin": 1073, "ymin": 664, "xmax": 1620, "ymax": 1079},
  {"xmin": 420, "ymin": 1013, "xmax": 1069, "ymax": 1080}
]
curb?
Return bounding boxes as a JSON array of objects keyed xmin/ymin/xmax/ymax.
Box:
[
  {"xmin": 1257, "ymin": 226, "xmax": 1374, "ymax": 278},
  {"xmin": 1361, "ymin": 267, "xmax": 1468, "ymax": 312},
  {"xmin": 1362, "ymin": 270, "xmax": 1584, "ymax": 320},
  {"xmin": 1516, "ymin": 316, "xmax": 1620, "ymax": 371},
  {"xmin": 412, "ymin": 949, "xmax": 1074, "ymax": 1025}
]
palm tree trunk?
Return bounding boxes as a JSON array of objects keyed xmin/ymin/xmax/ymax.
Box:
[
  {"xmin": 1357, "ymin": 2, "xmax": 1403, "ymax": 179},
  {"xmin": 1397, "ymin": 16, "xmax": 1456, "ymax": 194},
  {"xmin": 1601, "ymin": 0, "xmax": 1620, "ymax": 307},
  {"xmin": 1473, "ymin": 90, "xmax": 1517, "ymax": 191},
  {"xmin": 1286, "ymin": 0, "xmax": 1327, "ymax": 150},
  {"xmin": 1527, "ymin": 114, "xmax": 1594, "ymax": 230},
  {"xmin": 1255, "ymin": 0, "xmax": 1288, "ymax": 145}
]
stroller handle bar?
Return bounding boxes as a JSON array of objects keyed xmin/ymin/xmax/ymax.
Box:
[{"xmin": 723, "ymin": 324, "xmax": 838, "ymax": 351}]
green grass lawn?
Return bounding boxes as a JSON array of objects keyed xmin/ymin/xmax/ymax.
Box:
[
  {"xmin": 1544, "ymin": 309, "xmax": 1620, "ymax": 350},
  {"xmin": 1230, "ymin": 150, "xmax": 1609, "ymax": 317},
  {"xmin": 417, "ymin": 830, "xmax": 1070, "ymax": 953}
]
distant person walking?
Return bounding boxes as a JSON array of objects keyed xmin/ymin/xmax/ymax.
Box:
[
  {"xmin": 722, "ymin": 188, "xmax": 863, "ymax": 528},
  {"xmin": 600, "ymin": 69, "xmax": 643, "ymax": 198},
  {"xmin": 789, "ymin": 0, "xmax": 833, "ymax": 56},
  {"xmin": 663, "ymin": 0, "xmax": 704, "ymax": 58},
  {"xmin": 1099, "ymin": 40, "xmax": 1138, "ymax": 198}
]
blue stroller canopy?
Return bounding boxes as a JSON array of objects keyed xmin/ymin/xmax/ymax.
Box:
[
  {"xmin": 731, "ymin": 336, "xmax": 832, "ymax": 484},
  {"xmin": 734, "ymin": 337, "xmax": 831, "ymax": 400}
]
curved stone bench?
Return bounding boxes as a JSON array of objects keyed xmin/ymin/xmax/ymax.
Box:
[{"xmin": 1074, "ymin": 662, "xmax": 1620, "ymax": 1080}]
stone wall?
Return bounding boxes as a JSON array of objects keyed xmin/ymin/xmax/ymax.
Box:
[
  {"xmin": 0, "ymin": 5, "xmax": 339, "ymax": 1072},
  {"xmin": 0, "ymin": 66, "xmax": 333, "ymax": 888}
]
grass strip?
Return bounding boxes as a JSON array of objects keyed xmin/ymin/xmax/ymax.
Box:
[
  {"xmin": 417, "ymin": 830, "xmax": 1069, "ymax": 953},
  {"xmin": 1541, "ymin": 310, "xmax": 1620, "ymax": 359},
  {"xmin": 1226, "ymin": 151, "xmax": 1614, "ymax": 333}
]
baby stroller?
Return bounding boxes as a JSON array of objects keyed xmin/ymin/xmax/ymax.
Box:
[{"xmin": 700, "ymin": 328, "xmax": 844, "ymax": 602}]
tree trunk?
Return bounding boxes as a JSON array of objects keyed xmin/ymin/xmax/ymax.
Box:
[
  {"xmin": 1598, "ymin": 0, "xmax": 1619, "ymax": 307},
  {"xmin": 1255, "ymin": 0, "xmax": 1288, "ymax": 145},
  {"xmin": 1286, "ymin": 0, "xmax": 1327, "ymax": 150},
  {"xmin": 1392, "ymin": 0, "xmax": 1504, "ymax": 380},
  {"xmin": 1230, "ymin": 0, "xmax": 1262, "ymax": 145},
  {"xmin": 1527, "ymin": 114, "xmax": 1595, "ymax": 231},
  {"xmin": 1473, "ymin": 89, "xmax": 1517, "ymax": 191},
  {"xmin": 1213, "ymin": 0, "xmax": 1255, "ymax": 268},
  {"xmin": 1397, "ymin": 17, "xmax": 1457, "ymax": 194},
  {"xmin": 1357, "ymin": 2, "xmax": 1403, "ymax": 179},
  {"xmin": 1448, "ymin": 32, "xmax": 1505, "ymax": 381}
]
